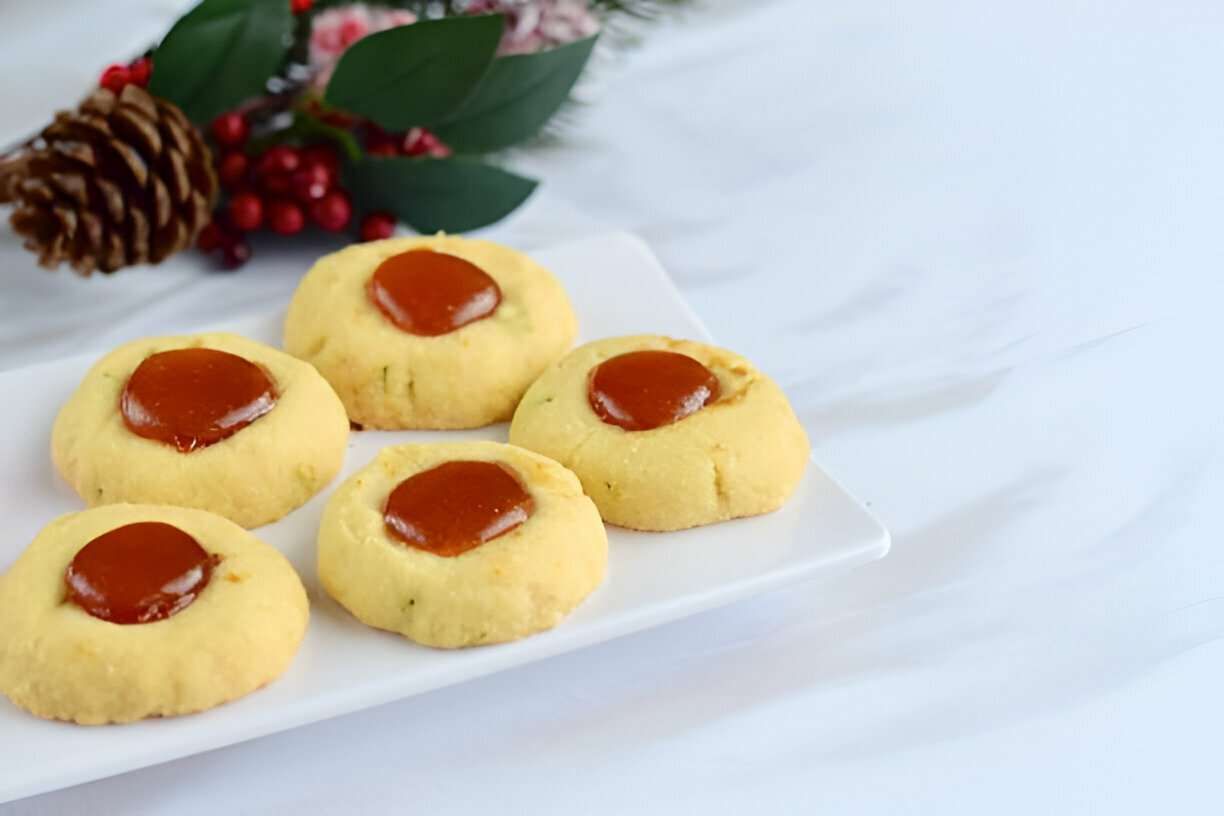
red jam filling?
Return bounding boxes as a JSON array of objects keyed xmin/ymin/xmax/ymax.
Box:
[
  {"xmin": 64, "ymin": 521, "xmax": 218, "ymax": 624},
  {"xmin": 382, "ymin": 460, "xmax": 535, "ymax": 557},
  {"xmin": 367, "ymin": 249, "xmax": 502, "ymax": 336},
  {"xmin": 120, "ymin": 347, "xmax": 279, "ymax": 452},
  {"xmin": 587, "ymin": 349, "xmax": 721, "ymax": 431}
]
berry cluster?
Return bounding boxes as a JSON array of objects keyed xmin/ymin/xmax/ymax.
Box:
[
  {"xmin": 98, "ymin": 56, "xmax": 153, "ymax": 94},
  {"xmin": 197, "ymin": 112, "xmax": 396, "ymax": 269}
]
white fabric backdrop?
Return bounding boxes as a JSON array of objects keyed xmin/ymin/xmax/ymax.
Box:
[{"xmin": 2, "ymin": 0, "xmax": 1223, "ymax": 812}]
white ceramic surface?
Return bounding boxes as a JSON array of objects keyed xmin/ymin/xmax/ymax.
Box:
[{"xmin": 0, "ymin": 233, "xmax": 888, "ymax": 803}]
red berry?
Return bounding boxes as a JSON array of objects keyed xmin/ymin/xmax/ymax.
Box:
[
  {"xmin": 99, "ymin": 64, "xmax": 130, "ymax": 94},
  {"xmin": 210, "ymin": 112, "xmax": 250, "ymax": 149},
  {"xmin": 360, "ymin": 211, "xmax": 397, "ymax": 242},
  {"xmin": 310, "ymin": 189, "xmax": 352, "ymax": 233},
  {"xmin": 227, "ymin": 192, "xmax": 264, "ymax": 232},
  {"xmin": 258, "ymin": 145, "xmax": 301, "ymax": 175},
  {"xmin": 255, "ymin": 147, "xmax": 302, "ymax": 197},
  {"xmin": 366, "ymin": 137, "xmax": 398, "ymax": 157},
  {"xmin": 258, "ymin": 171, "xmax": 294, "ymax": 197},
  {"xmin": 291, "ymin": 0, "xmax": 313, "ymax": 13},
  {"xmin": 196, "ymin": 220, "xmax": 226, "ymax": 253},
  {"xmin": 217, "ymin": 151, "xmax": 250, "ymax": 190},
  {"xmin": 364, "ymin": 124, "xmax": 398, "ymax": 156},
  {"xmin": 128, "ymin": 57, "xmax": 153, "ymax": 88},
  {"xmin": 221, "ymin": 239, "xmax": 251, "ymax": 270},
  {"xmin": 402, "ymin": 127, "xmax": 430, "ymax": 157},
  {"xmin": 402, "ymin": 127, "xmax": 451, "ymax": 158},
  {"xmin": 268, "ymin": 199, "xmax": 306, "ymax": 235},
  {"xmin": 292, "ymin": 162, "xmax": 332, "ymax": 202},
  {"xmin": 301, "ymin": 144, "xmax": 341, "ymax": 174}
]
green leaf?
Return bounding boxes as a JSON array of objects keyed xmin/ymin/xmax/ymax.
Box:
[
  {"xmin": 324, "ymin": 15, "xmax": 504, "ymax": 131},
  {"xmin": 433, "ymin": 34, "xmax": 599, "ymax": 154},
  {"xmin": 148, "ymin": 0, "xmax": 294, "ymax": 126},
  {"xmin": 346, "ymin": 156, "xmax": 537, "ymax": 233}
]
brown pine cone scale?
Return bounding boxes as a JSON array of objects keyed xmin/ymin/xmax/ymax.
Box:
[{"xmin": 0, "ymin": 84, "xmax": 215, "ymax": 275}]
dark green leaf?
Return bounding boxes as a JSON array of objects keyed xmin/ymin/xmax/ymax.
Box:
[
  {"xmin": 324, "ymin": 15, "xmax": 503, "ymax": 131},
  {"xmin": 433, "ymin": 34, "xmax": 598, "ymax": 154},
  {"xmin": 346, "ymin": 156, "xmax": 537, "ymax": 233},
  {"xmin": 148, "ymin": 0, "xmax": 294, "ymax": 126}
]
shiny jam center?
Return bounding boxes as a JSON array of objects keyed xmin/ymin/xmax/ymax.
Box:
[
  {"xmin": 64, "ymin": 521, "xmax": 217, "ymax": 624},
  {"xmin": 587, "ymin": 349, "xmax": 722, "ymax": 431},
  {"xmin": 382, "ymin": 460, "xmax": 535, "ymax": 557},
  {"xmin": 367, "ymin": 249, "xmax": 502, "ymax": 336},
  {"xmin": 120, "ymin": 347, "xmax": 279, "ymax": 452}
]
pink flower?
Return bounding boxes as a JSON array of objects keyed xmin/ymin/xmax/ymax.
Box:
[
  {"xmin": 472, "ymin": 1, "xmax": 601, "ymax": 55},
  {"xmin": 535, "ymin": 2, "xmax": 600, "ymax": 45},
  {"xmin": 380, "ymin": 10, "xmax": 422, "ymax": 28},
  {"xmin": 310, "ymin": 7, "xmax": 373, "ymax": 65},
  {"xmin": 309, "ymin": 5, "xmax": 419, "ymax": 90}
]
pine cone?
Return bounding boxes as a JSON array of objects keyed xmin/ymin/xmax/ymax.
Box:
[{"xmin": 0, "ymin": 84, "xmax": 216, "ymax": 275}]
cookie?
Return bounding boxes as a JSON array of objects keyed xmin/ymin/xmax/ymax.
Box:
[
  {"xmin": 0, "ymin": 504, "xmax": 308, "ymax": 724},
  {"xmin": 508, "ymin": 335, "xmax": 810, "ymax": 531},
  {"xmin": 317, "ymin": 441, "xmax": 606, "ymax": 648},
  {"xmin": 283, "ymin": 234, "xmax": 578, "ymax": 429},
  {"xmin": 51, "ymin": 331, "xmax": 349, "ymax": 528}
]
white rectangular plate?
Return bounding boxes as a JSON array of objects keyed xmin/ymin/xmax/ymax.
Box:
[{"xmin": 0, "ymin": 232, "xmax": 888, "ymax": 803}]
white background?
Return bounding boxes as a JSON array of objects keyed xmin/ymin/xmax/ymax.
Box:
[{"xmin": 2, "ymin": 0, "xmax": 1223, "ymax": 813}]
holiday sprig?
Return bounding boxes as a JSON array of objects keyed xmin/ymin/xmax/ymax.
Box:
[
  {"xmin": 0, "ymin": 0, "xmax": 688, "ymax": 273},
  {"xmin": 146, "ymin": 0, "xmax": 600, "ymax": 267}
]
